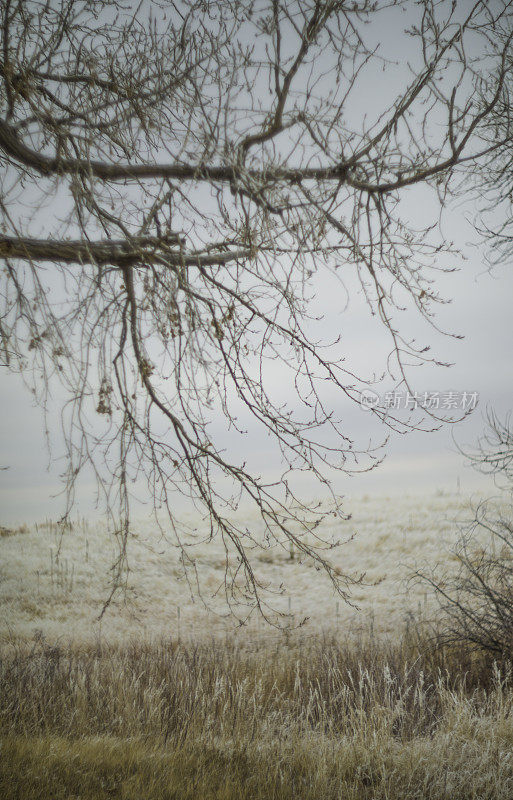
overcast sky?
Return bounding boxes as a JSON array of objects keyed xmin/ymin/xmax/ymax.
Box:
[
  {"xmin": 1, "ymin": 1, "xmax": 512, "ymax": 524},
  {"xmin": 2, "ymin": 194, "xmax": 510, "ymax": 524}
]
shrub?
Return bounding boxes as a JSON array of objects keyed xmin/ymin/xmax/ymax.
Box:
[{"xmin": 420, "ymin": 411, "xmax": 513, "ymax": 657}]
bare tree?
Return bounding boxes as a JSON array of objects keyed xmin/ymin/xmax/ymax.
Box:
[
  {"xmin": 419, "ymin": 411, "xmax": 513, "ymax": 656},
  {"xmin": 0, "ymin": 0, "xmax": 512, "ymax": 623},
  {"xmin": 464, "ymin": 410, "xmax": 513, "ymax": 490},
  {"xmin": 467, "ymin": 12, "xmax": 513, "ymax": 268}
]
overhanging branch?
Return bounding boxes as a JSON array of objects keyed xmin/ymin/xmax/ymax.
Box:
[
  {"xmin": 0, "ymin": 118, "xmax": 345, "ymax": 184},
  {"xmin": 0, "ymin": 115, "xmax": 489, "ymax": 195},
  {"xmin": 0, "ymin": 234, "xmax": 254, "ymax": 268}
]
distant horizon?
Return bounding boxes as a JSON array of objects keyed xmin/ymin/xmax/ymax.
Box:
[{"xmin": 0, "ymin": 445, "xmax": 507, "ymax": 527}]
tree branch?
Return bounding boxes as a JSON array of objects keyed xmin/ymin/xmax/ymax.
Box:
[
  {"xmin": 0, "ymin": 117, "xmax": 349, "ymax": 183},
  {"xmin": 0, "ymin": 234, "xmax": 253, "ymax": 268}
]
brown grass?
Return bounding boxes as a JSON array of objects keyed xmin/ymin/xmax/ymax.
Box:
[{"xmin": 2, "ymin": 628, "xmax": 513, "ymax": 798}]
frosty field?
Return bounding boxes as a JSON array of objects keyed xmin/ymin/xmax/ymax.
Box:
[
  {"xmin": 0, "ymin": 488, "xmax": 499, "ymax": 645},
  {"xmin": 5, "ymin": 488, "xmax": 513, "ymax": 800}
]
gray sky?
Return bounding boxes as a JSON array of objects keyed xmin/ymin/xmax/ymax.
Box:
[
  {"xmin": 1, "ymin": 1, "xmax": 512, "ymax": 524},
  {"xmin": 2, "ymin": 202, "xmax": 510, "ymax": 523}
]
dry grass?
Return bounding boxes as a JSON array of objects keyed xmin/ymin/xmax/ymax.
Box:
[
  {"xmin": 2, "ymin": 630, "xmax": 513, "ymax": 799},
  {"xmin": 3, "ymin": 491, "xmax": 513, "ymax": 797}
]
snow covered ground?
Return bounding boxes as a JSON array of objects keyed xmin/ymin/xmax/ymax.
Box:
[{"xmin": 1, "ymin": 489, "xmax": 508, "ymax": 645}]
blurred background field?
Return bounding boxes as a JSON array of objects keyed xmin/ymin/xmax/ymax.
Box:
[{"xmin": 0, "ymin": 488, "xmax": 502, "ymax": 646}]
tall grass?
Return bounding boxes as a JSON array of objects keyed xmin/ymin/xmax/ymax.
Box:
[{"xmin": 2, "ymin": 629, "xmax": 513, "ymax": 798}]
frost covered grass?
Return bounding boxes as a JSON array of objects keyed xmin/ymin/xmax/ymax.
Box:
[
  {"xmin": 0, "ymin": 490, "xmax": 494, "ymax": 644},
  {"xmin": 2, "ymin": 632, "xmax": 513, "ymax": 799}
]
